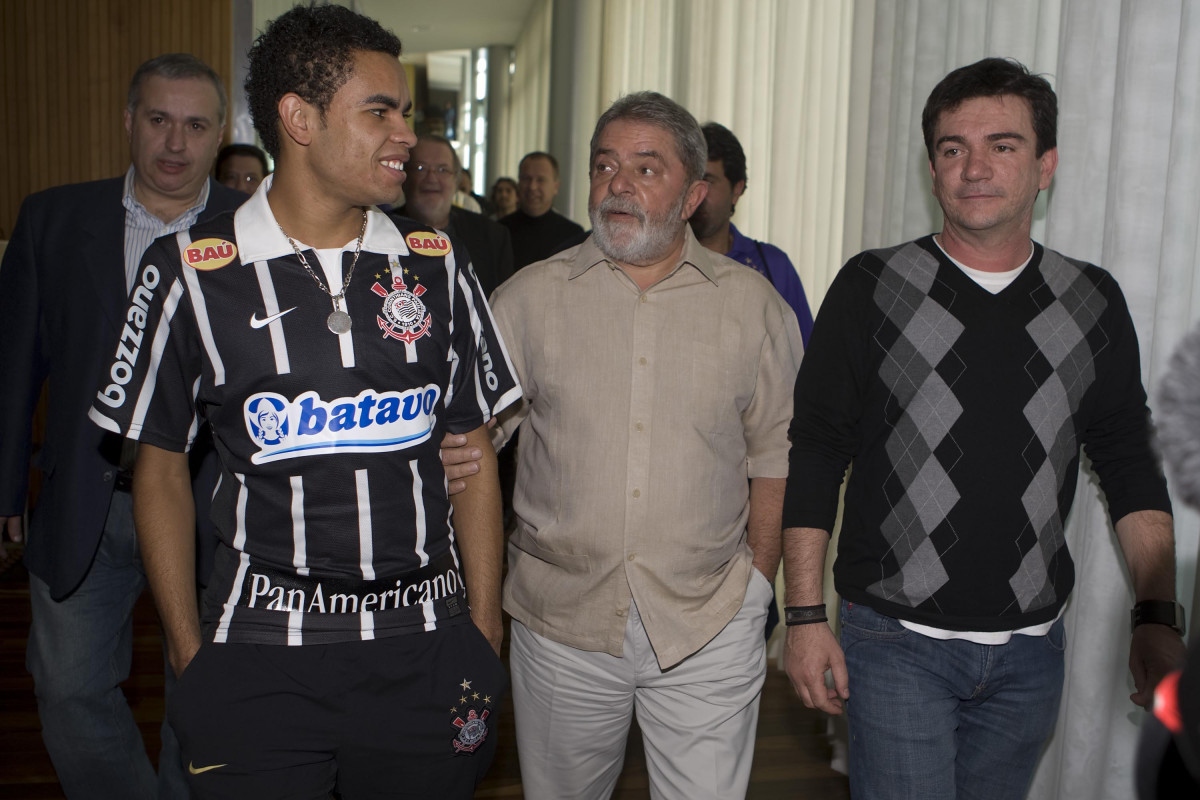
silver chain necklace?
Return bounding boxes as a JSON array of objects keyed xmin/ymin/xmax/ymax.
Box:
[{"xmin": 278, "ymin": 208, "xmax": 368, "ymax": 334}]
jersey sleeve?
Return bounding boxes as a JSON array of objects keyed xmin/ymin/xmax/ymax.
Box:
[
  {"xmin": 88, "ymin": 233, "xmax": 203, "ymax": 453},
  {"xmin": 440, "ymin": 237, "xmax": 522, "ymax": 435}
]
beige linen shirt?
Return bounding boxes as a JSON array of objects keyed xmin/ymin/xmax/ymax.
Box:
[{"xmin": 490, "ymin": 227, "xmax": 802, "ymax": 668}]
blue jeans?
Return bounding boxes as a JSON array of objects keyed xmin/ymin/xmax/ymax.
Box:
[
  {"xmin": 840, "ymin": 599, "xmax": 1065, "ymax": 800},
  {"xmin": 26, "ymin": 490, "xmax": 188, "ymax": 799}
]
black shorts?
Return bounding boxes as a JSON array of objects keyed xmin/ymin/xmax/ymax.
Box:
[{"xmin": 169, "ymin": 620, "xmax": 506, "ymax": 799}]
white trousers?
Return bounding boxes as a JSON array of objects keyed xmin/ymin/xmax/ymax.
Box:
[{"xmin": 510, "ymin": 569, "xmax": 772, "ymax": 800}]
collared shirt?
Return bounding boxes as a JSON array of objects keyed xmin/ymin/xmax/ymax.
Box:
[
  {"xmin": 121, "ymin": 165, "xmax": 209, "ymax": 291},
  {"xmin": 727, "ymin": 223, "xmax": 814, "ymax": 346},
  {"xmin": 91, "ymin": 176, "xmax": 521, "ymax": 645},
  {"xmin": 490, "ymin": 227, "xmax": 803, "ymax": 668}
]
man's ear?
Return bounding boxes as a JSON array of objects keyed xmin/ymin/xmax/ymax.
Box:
[
  {"xmin": 681, "ymin": 179, "xmax": 709, "ymax": 221},
  {"xmin": 731, "ymin": 179, "xmax": 746, "ymax": 206},
  {"xmin": 278, "ymin": 93, "xmax": 315, "ymax": 147}
]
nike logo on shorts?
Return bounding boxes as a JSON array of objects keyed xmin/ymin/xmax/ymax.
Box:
[
  {"xmin": 188, "ymin": 762, "xmax": 227, "ymax": 775},
  {"xmin": 250, "ymin": 308, "xmax": 297, "ymax": 329}
]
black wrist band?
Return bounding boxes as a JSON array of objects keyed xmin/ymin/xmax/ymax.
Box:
[
  {"xmin": 1131, "ymin": 600, "xmax": 1186, "ymax": 636},
  {"xmin": 785, "ymin": 605, "xmax": 828, "ymax": 626}
]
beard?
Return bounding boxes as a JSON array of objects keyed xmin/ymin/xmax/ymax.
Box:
[{"xmin": 589, "ymin": 191, "xmax": 687, "ymax": 265}]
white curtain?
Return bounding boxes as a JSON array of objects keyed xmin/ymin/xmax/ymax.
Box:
[
  {"xmin": 498, "ymin": 0, "xmax": 554, "ymax": 179},
  {"xmin": 547, "ymin": 0, "xmax": 856, "ymax": 311},
  {"xmin": 854, "ymin": 2, "xmax": 1200, "ymax": 798}
]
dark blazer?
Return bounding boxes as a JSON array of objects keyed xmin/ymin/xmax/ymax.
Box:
[
  {"xmin": 395, "ymin": 205, "xmax": 514, "ymax": 298},
  {"xmin": 0, "ymin": 176, "xmax": 245, "ymax": 598}
]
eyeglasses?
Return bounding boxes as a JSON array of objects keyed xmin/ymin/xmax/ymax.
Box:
[{"xmin": 410, "ymin": 163, "xmax": 456, "ymax": 178}]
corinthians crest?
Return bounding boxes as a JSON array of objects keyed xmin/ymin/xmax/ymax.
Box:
[
  {"xmin": 451, "ymin": 708, "xmax": 490, "ymax": 753},
  {"xmin": 449, "ymin": 677, "xmax": 493, "ymax": 754},
  {"xmin": 371, "ymin": 271, "xmax": 432, "ymax": 343}
]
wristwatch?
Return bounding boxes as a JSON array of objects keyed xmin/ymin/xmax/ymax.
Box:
[{"xmin": 1130, "ymin": 600, "xmax": 1186, "ymax": 636}]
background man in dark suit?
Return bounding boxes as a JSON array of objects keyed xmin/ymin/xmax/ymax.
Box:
[
  {"xmin": 0, "ymin": 54, "xmax": 245, "ymax": 799},
  {"xmin": 499, "ymin": 151, "xmax": 584, "ymax": 269},
  {"xmin": 396, "ymin": 134, "xmax": 514, "ymax": 297}
]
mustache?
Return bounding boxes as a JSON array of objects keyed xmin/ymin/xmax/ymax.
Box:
[{"xmin": 597, "ymin": 195, "xmax": 646, "ymax": 223}]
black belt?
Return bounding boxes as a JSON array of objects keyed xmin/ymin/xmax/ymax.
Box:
[{"xmin": 114, "ymin": 470, "xmax": 134, "ymax": 493}]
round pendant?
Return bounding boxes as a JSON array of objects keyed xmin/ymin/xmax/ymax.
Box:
[{"xmin": 327, "ymin": 309, "xmax": 352, "ymax": 334}]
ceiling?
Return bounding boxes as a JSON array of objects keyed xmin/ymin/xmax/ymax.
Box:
[{"xmin": 253, "ymin": 1, "xmax": 539, "ymax": 56}]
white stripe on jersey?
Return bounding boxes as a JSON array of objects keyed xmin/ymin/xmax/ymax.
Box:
[
  {"xmin": 253, "ymin": 260, "xmax": 292, "ymax": 375},
  {"xmin": 423, "ymin": 600, "xmax": 436, "ymax": 632},
  {"xmin": 130, "ymin": 280, "xmax": 186, "ymax": 437},
  {"xmin": 337, "ymin": 308, "xmax": 356, "ymax": 368},
  {"xmin": 176, "ymin": 232, "xmax": 226, "ymax": 386},
  {"xmin": 214, "ymin": 552, "xmax": 251, "ymax": 644},
  {"xmin": 232, "ymin": 472, "xmax": 249, "ymax": 549},
  {"xmin": 186, "ymin": 375, "xmax": 202, "ymax": 448},
  {"xmin": 442, "ymin": 247, "xmax": 461, "ymax": 405},
  {"xmin": 313, "ymin": 248, "xmax": 357, "ymax": 369},
  {"xmin": 410, "ymin": 459, "xmax": 429, "ymax": 567},
  {"xmin": 215, "ymin": 474, "xmax": 251, "ymax": 644},
  {"xmin": 290, "ymin": 476, "xmax": 308, "ymax": 577},
  {"xmin": 388, "ymin": 256, "xmax": 419, "ymax": 364},
  {"xmin": 361, "ymin": 610, "xmax": 375, "ymax": 641},
  {"xmin": 355, "ymin": 469, "xmax": 375, "ymax": 580},
  {"xmin": 288, "ymin": 609, "xmax": 304, "ymax": 646}
]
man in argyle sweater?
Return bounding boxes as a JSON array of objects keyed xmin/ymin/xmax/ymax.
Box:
[{"xmin": 782, "ymin": 57, "xmax": 1186, "ymax": 800}]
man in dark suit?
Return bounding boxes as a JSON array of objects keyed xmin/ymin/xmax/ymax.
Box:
[
  {"xmin": 0, "ymin": 54, "xmax": 245, "ymax": 799},
  {"xmin": 499, "ymin": 151, "xmax": 584, "ymax": 269},
  {"xmin": 396, "ymin": 134, "xmax": 514, "ymax": 297}
]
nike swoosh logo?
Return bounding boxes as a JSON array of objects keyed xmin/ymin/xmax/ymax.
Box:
[
  {"xmin": 250, "ymin": 307, "xmax": 296, "ymax": 329},
  {"xmin": 188, "ymin": 762, "xmax": 228, "ymax": 775}
]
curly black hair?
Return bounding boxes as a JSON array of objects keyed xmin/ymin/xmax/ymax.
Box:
[{"xmin": 246, "ymin": 4, "xmax": 402, "ymax": 159}]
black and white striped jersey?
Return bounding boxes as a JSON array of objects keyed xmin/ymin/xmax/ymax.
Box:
[{"xmin": 89, "ymin": 182, "xmax": 521, "ymax": 646}]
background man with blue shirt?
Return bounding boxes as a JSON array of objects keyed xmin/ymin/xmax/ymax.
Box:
[{"xmin": 689, "ymin": 121, "xmax": 814, "ymax": 346}]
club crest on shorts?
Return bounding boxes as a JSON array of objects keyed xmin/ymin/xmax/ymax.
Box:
[
  {"xmin": 451, "ymin": 708, "xmax": 490, "ymax": 753},
  {"xmin": 372, "ymin": 271, "xmax": 432, "ymax": 343},
  {"xmin": 449, "ymin": 677, "xmax": 493, "ymax": 754}
]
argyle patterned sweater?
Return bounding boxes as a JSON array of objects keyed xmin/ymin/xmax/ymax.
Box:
[{"xmin": 783, "ymin": 236, "xmax": 1171, "ymax": 631}]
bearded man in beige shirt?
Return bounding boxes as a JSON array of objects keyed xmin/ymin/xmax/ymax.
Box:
[{"xmin": 485, "ymin": 92, "xmax": 803, "ymax": 800}]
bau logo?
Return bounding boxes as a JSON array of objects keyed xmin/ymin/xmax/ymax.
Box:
[
  {"xmin": 406, "ymin": 232, "xmax": 451, "ymax": 257},
  {"xmin": 243, "ymin": 386, "xmax": 440, "ymax": 464},
  {"xmin": 184, "ymin": 238, "xmax": 238, "ymax": 271}
]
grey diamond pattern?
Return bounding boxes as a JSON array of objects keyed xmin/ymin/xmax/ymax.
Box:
[
  {"xmin": 1011, "ymin": 251, "xmax": 1108, "ymax": 610},
  {"xmin": 870, "ymin": 245, "xmax": 964, "ymax": 606}
]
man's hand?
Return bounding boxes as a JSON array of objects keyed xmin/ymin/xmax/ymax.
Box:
[
  {"xmin": 473, "ymin": 610, "xmax": 504, "ymax": 658},
  {"xmin": 168, "ymin": 637, "xmax": 202, "ymax": 679},
  {"xmin": 0, "ymin": 515, "xmax": 23, "ymax": 559},
  {"xmin": 441, "ymin": 431, "xmax": 485, "ymax": 496},
  {"xmin": 1129, "ymin": 623, "xmax": 1186, "ymax": 708},
  {"xmin": 785, "ymin": 622, "xmax": 849, "ymax": 715}
]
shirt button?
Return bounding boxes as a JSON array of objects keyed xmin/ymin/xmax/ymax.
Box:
[
  {"xmin": 638, "ymin": 357, "xmax": 647, "ymax": 366},
  {"xmin": 640, "ymin": 295, "xmax": 647, "ymax": 304},
  {"xmin": 632, "ymin": 489, "xmax": 641, "ymax": 498},
  {"xmin": 627, "ymin": 553, "xmax": 636, "ymax": 561},
  {"xmin": 102, "ymin": 470, "xmax": 114, "ymax": 481},
  {"xmin": 616, "ymin": 607, "xmax": 627, "ymax": 616},
  {"xmin": 635, "ymin": 422, "xmax": 643, "ymax": 432}
]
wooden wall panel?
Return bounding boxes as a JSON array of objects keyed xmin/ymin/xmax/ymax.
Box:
[{"xmin": 0, "ymin": 0, "xmax": 233, "ymax": 239}]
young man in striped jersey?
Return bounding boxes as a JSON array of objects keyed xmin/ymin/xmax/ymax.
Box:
[{"xmin": 88, "ymin": 6, "xmax": 519, "ymax": 797}]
